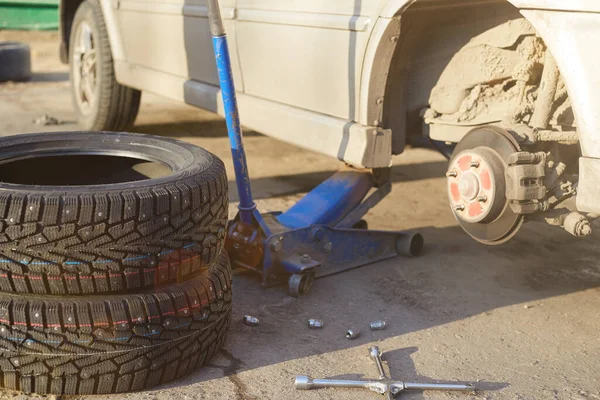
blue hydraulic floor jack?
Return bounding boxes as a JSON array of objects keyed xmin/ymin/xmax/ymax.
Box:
[{"xmin": 207, "ymin": 1, "xmax": 423, "ymax": 296}]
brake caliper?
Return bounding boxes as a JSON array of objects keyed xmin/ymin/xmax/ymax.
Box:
[{"xmin": 505, "ymin": 152, "xmax": 547, "ymax": 214}]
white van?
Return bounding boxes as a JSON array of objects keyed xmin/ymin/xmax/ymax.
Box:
[{"xmin": 59, "ymin": 0, "xmax": 600, "ymax": 244}]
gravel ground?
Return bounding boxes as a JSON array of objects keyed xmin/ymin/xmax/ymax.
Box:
[{"xmin": 0, "ymin": 31, "xmax": 599, "ymax": 400}]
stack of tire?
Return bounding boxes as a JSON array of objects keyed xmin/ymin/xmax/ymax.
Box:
[{"xmin": 0, "ymin": 131, "xmax": 232, "ymax": 395}]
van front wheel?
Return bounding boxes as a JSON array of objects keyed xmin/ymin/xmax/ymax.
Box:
[{"xmin": 69, "ymin": 0, "xmax": 141, "ymax": 131}]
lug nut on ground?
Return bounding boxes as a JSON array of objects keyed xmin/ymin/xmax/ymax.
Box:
[
  {"xmin": 345, "ymin": 329, "xmax": 360, "ymax": 340},
  {"xmin": 370, "ymin": 320, "xmax": 386, "ymax": 331},
  {"xmin": 243, "ymin": 315, "xmax": 260, "ymax": 326},
  {"xmin": 308, "ymin": 319, "xmax": 324, "ymax": 329}
]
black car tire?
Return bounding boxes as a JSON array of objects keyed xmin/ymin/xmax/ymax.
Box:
[
  {"xmin": 0, "ymin": 42, "xmax": 31, "ymax": 83},
  {"xmin": 0, "ymin": 131, "xmax": 228, "ymax": 295},
  {"xmin": 0, "ymin": 251, "xmax": 232, "ymax": 395}
]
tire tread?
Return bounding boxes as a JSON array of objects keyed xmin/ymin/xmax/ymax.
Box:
[
  {"xmin": 0, "ymin": 252, "xmax": 232, "ymax": 395},
  {"xmin": 0, "ymin": 155, "xmax": 228, "ymax": 295}
]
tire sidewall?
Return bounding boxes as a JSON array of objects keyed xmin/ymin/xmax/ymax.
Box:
[{"xmin": 0, "ymin": 131, "xmax": 215, "ymax": 193}]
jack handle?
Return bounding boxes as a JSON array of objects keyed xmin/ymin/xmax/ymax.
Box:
[{"xmin": 206, "ymin": 0, "xmax": 256, "ymax": 225}]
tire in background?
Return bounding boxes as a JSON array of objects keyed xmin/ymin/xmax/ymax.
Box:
[
  {"xmin": 0, "ymin": 251, "xmax": 232, "ymax": 395},
  {"xmin": 0, "ymin": 131, "xmax": 228, "ymax": 295},
  {"xmin": 0, "ymin": 42, "xmax": 31, "ymax": 83},
  {"xmin": 69, "ymin": 0, "xmax": 141, "ymax": 131}
]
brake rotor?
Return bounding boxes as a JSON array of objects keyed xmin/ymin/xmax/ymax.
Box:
[{"xmin": 446, "ymin": 126, "xmax": 523, "ymax": 245}]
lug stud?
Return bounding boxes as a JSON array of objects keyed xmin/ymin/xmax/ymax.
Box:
[
  {"xmin": 454, "ymin": 204, "xmax": 465, "ymax": 212},
  {"xmin": 469, "ymin": 161, "xmax": 480, "ymax": 168},
  {"xmin": 477, "ymin": 195, "xmax": 488, "ymax": 203},
  {"xmin": 446, "ymin": 170, "xmax": 458, "ymax": 178}
]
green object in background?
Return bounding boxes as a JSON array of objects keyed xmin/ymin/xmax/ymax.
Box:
[{"xmin": 0, "ymin": 0, "xmax": 59, "ymax": 30}]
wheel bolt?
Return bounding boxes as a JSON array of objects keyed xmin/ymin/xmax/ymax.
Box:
[
  {"xmin": 446, "ymin": 170, "xmax": 458, "ymax": 178},
  {"xmin": 454, "ymin": 204, "xmax": 465, "ymax": 212},
  {"xmin": 469, "ymin": 161, "xmax": 480, "ymax": 168},
  {"xmin": 477, "ymin": 195, "xmax": 488, "ymax": 203}
]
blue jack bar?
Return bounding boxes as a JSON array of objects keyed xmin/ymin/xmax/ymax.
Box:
[{"xmin": 208, "ymin": 1, "xmax": 255, "ymax": 225}]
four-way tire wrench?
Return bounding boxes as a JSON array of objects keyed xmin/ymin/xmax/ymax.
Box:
[{"xmin": 295, "ymin": 346, "xmax": 475, "ymax": 399}]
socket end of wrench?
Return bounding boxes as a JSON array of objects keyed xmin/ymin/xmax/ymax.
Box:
[
  {"xmin": 368, "ymin": 346, "xmax": 381, "ymax": 360},
  {"xmin": 295, "ymin": 375, "xmax": 313, "ymax": 390}
]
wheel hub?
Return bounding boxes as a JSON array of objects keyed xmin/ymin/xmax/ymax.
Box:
[
  {"xmin": 446, "ymin": 126, "xmax": 523, "ymax": 245},
  {"xmin": 458, "ymin": 171, "xmax": 479, "ymax": 200},
  {"xmin": 447, "ymin": 147, "xmax": 505, "ymax": 224}
]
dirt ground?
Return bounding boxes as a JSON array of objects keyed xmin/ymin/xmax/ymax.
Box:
[{"xmin": 1, "ymin": 31, "xmax": 600, "ymax": 400}]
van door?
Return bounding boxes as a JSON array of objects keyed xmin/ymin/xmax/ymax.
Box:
[
  {"xmin": 116, "ymin": 0, "xmax": 241, "ymax": 89},
  {"xmin": 235, "ymin": 0, "xmax": 384, "ymax": 120}
]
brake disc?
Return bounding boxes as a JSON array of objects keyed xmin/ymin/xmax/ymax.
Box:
[{"xmin": 446, "ymin": 126, "xmax": 523, "ymax": 245}]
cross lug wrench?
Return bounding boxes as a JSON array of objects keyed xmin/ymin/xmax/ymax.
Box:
[{"xmin": 295, "ymin": 346, "xmax": 475, "ymax": 398}]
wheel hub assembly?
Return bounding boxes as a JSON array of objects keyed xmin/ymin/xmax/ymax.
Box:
[
  {"xmin": 446, "ymin": 126, "xmax": 523, "ymax": 245},
  {"xmin": 447, "ymin": 147, "xmax": 506, "ymax": 224}
]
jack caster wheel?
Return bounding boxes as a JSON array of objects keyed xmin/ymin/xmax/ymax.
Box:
[{"xmin": 288, "ymin": 273, "xmax": 315, "ymax": 297}]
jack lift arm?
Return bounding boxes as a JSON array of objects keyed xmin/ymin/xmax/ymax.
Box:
[{"xmin": 207, "ymin": 1, "xmax": 423, "ymax": 296}]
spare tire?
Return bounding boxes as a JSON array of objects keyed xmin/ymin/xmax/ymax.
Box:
[
  {"xmin": 0, "ymin": 251, "xmax": 232, "ymax": 395},
  {"xmin": 0, "ymin": 42, "xmax": 31, "ymax": 82},
  {"xmin": 0, "ymin": 131, "xmax": 228, "ymax": 294}
]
